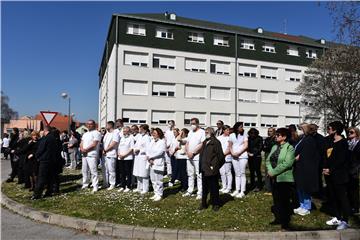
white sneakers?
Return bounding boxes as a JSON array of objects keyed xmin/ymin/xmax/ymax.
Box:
[
  {"xmin": 222, "ymin": 189, "xmax": 231, "ymax": 194},
  {"xmin": 91, "ymin": 188, "xmax": 98, "ymax": 193},
  {"xmin": 182, "ymin": 192, "xmax": 192, "ymax": 197},
  {"xmin": 336, "ymin": 221, "xmax": 349, "ymax": 230},
  {"xmin": 81, "ymin": 184, "xmax": 88, "ymax": 190},
  {"xmin": 123, "ymin": 188, "xmax": 131, "ymax": 193},
  {"xmin": 133, "ymin": 188, "xmax": 140, "ymax": 193},
  {"xmin": 153, "ymin": 195, "xmax": 162, "ymax": 202},
  {"xmin": 230, "ymin": 191, "xmax": 239, "ymax": 197},
  {"xmin": 219, "ymin": 188, "xmax": 226, "ymax": 193},
  {"xmin": 326, "ymin": 217, "xmax": 342, "ymax": 226},
  {"xmin": 293, "ymin": 207, "xmax": 302, "ymax": 214},
  {"xmin": 117, "ymin": 187, "xmax": 124, "ymax": 192},
  {"xmin": 235, "ymin": 192, "xmax": 245, "ymax": 199},
  {"xmin": 140, "ymin": 191, "xmax": 147, "ymax": 195},
  {"xmin": 107, "ymin": 185, "xmax": 115, "ymax": 191},
  {"xmin": 168, "ymin": 182, "xmax": 174, "ymax": 187},
  {"xmin": 195, "ymin": 195, "xmax": 202, "ymax": 200},
  {"xmin": 295, "ymin": 208, "xmax": 310, "ymax": 216}
]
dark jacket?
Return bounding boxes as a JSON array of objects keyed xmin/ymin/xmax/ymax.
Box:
[
  {"xmin": 263, "ymin": 136, "xmax": 276, "ymax": 154},
  {"xmin": 199, "ymin": 136, "xmax": 225, "ymax": 177},
  {"xmin": 294, "ymin": 135, "xmax": 321, "ymax": 193},
  {"xmin": 349, "ymin": 141, "xmax": 360, "ymax": 177},
  {"xmin": 35, "ymin": 133, "xmax": 58, "ymax": 163},
  {"xmin": 9, "ymin": 133, "xmax": 19, "ymax": 151},
  {"xmin": 324, "ymin": 138, "xmax": 350, "ymax": 184},
  {"xmin": 248, "ymin": 136, "xmax": 263, "ymax": 158}
]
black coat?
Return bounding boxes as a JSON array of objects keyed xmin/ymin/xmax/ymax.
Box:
[
  {"xmin": 349, "ymin": 141, "xmax": 360, "ymax": 177},
  {"xmin": 36, "ymin": 134, "xmax": 58, "ymax": 163},
  {"xmin": 294, "ymin": 135, "xmax": 321, "ymax": 193},
  {"xmin": 324, "ymin": 138, "xmax": 350, "ymax": 184},
  {"xmin": 263, "ymin": 136, "xmax": 276, "ymax": 154},
  {"xmin": 248, "ymin": 136, "xmax": 263, "ymax": 158},
  {"xmin": 199, "ymin": 137, "xmax": 225, "ymax": 177}
]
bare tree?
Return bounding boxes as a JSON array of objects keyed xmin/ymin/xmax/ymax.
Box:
[{"xmin": 1, "ymin": 91, "xmax": 18, "ymax": 122}]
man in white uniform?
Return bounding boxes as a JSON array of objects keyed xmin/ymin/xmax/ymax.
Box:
[
  {"xmin": 118, "ymin": 126, "xmax": 134, "ymax": 192},
  {"xmin": 165, "ymin": 120, "xmax": 176, "ymax": 180},
  {"xmin": 80, "ymin": 120, "xmax": 102, "ymax": 193},
  {"xmin": 102, "ymin": 121, "xmax": 120, "ymax": 190},
  {"xmin": 184, "ymin": 118, "xmax": 205, "ymax": 200},
  {"xmin": 114, "ymin": 118, "xmax": 124, "ymax": 186}
]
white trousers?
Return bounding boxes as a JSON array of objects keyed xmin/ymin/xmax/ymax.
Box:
[
  {"xmin": 150, "ymin": 169, "xmax": 164, "ymax": 197},
  {"xmin": 220, "ymin": 162, "xmax": 233, "ymax": 191},
  {"xmin": 165, "ymin": 154, "xmax": 172, "ymax": 175},
  {"xmin": 104, "ymin": 156, "xmax": 116, "ymax": 187},
  {"xmin": 186, "ymin": 159, "xmax": 202, "ymax": 196},
  {"xmin": 232, "ymin": 158, "xmax": 248, "ymax": 193},
  {"xmin": 137, "ymin": 177, "xmax": 149, "ymax": 192},
  {"xmin": 82, "ymin": 156, "xmax": 99, "ymax": 189}
]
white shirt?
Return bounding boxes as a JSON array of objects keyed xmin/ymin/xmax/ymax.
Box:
[
  {"xmin": 113, "ymin": 128, "xmax": 124, "ymax": 139},
  {"xmin": 134, "ymin": 134, "xmax": 151, "ymax": 156},
  {"xmin": 175, "ymin": 137, "xmax": 188, "ymax": 159},
  {"xmin": 146, "ymin": 138, "xmax": 166, "ymax": 171},
  {"xmin": 187, "ymin": 128, "xmax": 206, "ymax": 160},
  {"xmin": 229, "ymin": 133, "xmax": 248, "ymax": 159},
  {"xmin": 2, "ymin": 137, "xmax": 10, "ymax": 148},
  {"xmin": 165, "ymin": 129, "xmax": 175, "ymax": 148},
  {"xmin": 217, "ymin": 135, "xmax": 232, "ymax": 162},
  {"xmin": 118, "ymin": 135, "xmax": 135, "ymax": 160},
  {"xmin": 103, "ymin": 130, "xmax": 120, "ymax": 158},
  {"xmin": 133, "ymin": 133, "xmax": 141, "ymax": 144},
  {"xmin": 82, "ymin": 130, "xmax": 102, "ymax": 157}
]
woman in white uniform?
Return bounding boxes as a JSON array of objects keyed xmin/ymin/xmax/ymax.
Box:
[
  {"xmin": 217, "ymin": 125, "xmax": 232, "ymax": 194},
  {"xmin": 229, "ymin": 122, "xmax": 248, "ymax": 198},
  {"xmin": 132, "ymin": 124, "xmax": 151, "ymax": 194},
  {"xmin": 146, "ymin": 128, "xmax": 166, "ymax": 201}
]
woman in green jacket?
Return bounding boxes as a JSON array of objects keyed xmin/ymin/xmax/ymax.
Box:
[{"xmin": 266, "ymin": 128, "xmax": 296, "ymax": 230}]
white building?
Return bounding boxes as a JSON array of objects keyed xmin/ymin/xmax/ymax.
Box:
[{"xmin": 98, "ymin": 13, "xmax": 328, "ymax": 135}]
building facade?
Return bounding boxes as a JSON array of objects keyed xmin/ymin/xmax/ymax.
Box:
[{"xmin": 98, "ymin": 13, "xmax": 328, "ymax": 135}]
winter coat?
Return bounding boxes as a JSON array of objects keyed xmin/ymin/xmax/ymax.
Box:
[{"xmin": 199, "ymin": 136, "xmax": 225, "ymax": 177}]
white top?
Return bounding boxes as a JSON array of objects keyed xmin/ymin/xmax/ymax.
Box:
[
  {"xmin": 113, "ymin": 128, "xmax": 124, "ymax": 139},
  {"xmin": 118, "ymin": 135, "xmax": 135, "ymax": 160},
  {"xmin": 217, "ymin": 135, "xmax": 232, "ymax": 162},
  {"xmin": 175, "ymin": 137, "xmax": 188, "ymax": 159},
  {"xmin": 134, "ymin": 134, "xmax": 151, "ymax": 156},
  {"xmin": 165, "ymin": 129, "xmax": 175, "ymax": 148},
  {"xmin": 103, "ymin": 131, "xmax": 120, "ymax": 158},
  {"xmin": 2, "ymin": 137, "xmax": 9, "ymax": 148},
  {"xmin": 229, "ymin": 133, "xmax": 248, "ymax": 159},
  {"xmin": 146, "ymin": 138, "xmax": 166, "ymax": 171},
  {"xmin": 133, "ymin": 133, "xmax": 141, "ymax": 144},
  {"xmin": 82, "ymin": 130, "xmax": 102, "ymax": 158},
  {"xmin": 187, "ymin": 128, "xmax": 206, "ymax": 161}
]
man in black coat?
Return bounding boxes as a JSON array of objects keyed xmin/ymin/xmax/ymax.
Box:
[
  {"xmin": 32, "ymin": 126, "xmax": 58, "ymax": 200},
  {"xmin": 199, "ymin": 127, "xmax": 225, "ymax": 212},
  {"xmin": 6, "ymin": 128, "xmax": 19, "ymax": 182}
]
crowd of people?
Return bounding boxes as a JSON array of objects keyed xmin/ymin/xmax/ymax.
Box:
[{"xmin": 1, "ymin": 118, "xmax": 359, "ymax": 231}]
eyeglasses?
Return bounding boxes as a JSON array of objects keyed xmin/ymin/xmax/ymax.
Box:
[{"xmin": 349, "ymin": 131, "xmax": 355, "ymax": 134}]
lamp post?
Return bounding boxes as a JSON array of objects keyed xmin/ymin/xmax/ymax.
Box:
[{"xmin": 61, "ymin": 92, "xmax": 71, "ymax": 134}]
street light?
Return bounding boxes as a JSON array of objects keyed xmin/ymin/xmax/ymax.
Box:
[{"xmin": 61, "ymin": 92, "xmax": 71, "ymax": 133}]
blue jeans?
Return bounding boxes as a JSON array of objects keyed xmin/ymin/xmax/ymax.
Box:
[{"xmin": 298, "ymin": 189, "xmax": 312, "ymax": 210}]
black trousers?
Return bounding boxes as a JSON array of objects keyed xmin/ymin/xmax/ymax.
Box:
[
  {"xmin": 328, "ymin": 179, "xmax": 351, "ymax": 222},
  {"xmin": 115, "ymin": 160, "xmax": 121, "ymax": 186},
  {"xmin": 201, "ymin": 174, "xmax": 220, "ymax": 207},
  {"xmin": 248, "ymin": 156, "xmax": 262, "ymax": 189},
  {"xmin": 271, "ymin": 181, "xmax": 293, "ymax": 228},
  {"xmin": 120, "ymin": 160, "xmax": 133, "ymax": 189},
  {"xmin": 170, "ymin": 156, "xmax": 178, "ymax": 183},
  {"xmin": 176, "ymin": 158, "xmax": 188, "ymax": 191},
  {"xmin": 33, "ymin": 161, "xmax": 54, "ymax": 198},
  {"xmin": 9, "ymin": 153, "xmax": 18, "ymax": 179},
  {"xmin": 348, "ymin": 174, "xmax": 359, "ymax": 213},
  {"xmin": 17, "ymin": 156, "xmax": 26, "ymax": 184}
]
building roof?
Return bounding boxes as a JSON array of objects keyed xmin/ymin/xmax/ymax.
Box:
[{"xmin": 115, "ymin": 13, "xmax": 329, "ymax": 48}]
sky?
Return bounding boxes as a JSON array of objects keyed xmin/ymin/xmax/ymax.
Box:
[{"xmin": 1, "ymin": 1, "xmax": 335, "ymax": 122}]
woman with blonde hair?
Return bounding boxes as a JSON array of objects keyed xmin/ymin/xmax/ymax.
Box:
[
  {"xmin": 347, "ymin": 127, "xmax": 360, "ymax": 214},
  {"xmin": 24, "ymin": 131, "xmax": 40, "ymax": 191}
]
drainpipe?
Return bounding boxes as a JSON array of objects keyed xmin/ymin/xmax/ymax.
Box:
[
  {"xmin": 114, "ymin": 16, "xmax": 119, "ymax": 121},
  {"xmin": 235, "ymin": 33, "xmax": 238, "ymax": 122}
]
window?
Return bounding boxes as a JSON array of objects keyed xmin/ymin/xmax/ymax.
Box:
[
  {"xmin": 240, "ymin": 39, "xmax": 255, "ymax": 50},
  {"xmin": 214, "ymin": 35, "xmax": 229, "ymax": 47},
  {"xmin": 152, "ymin": 82, "xmax": 175, "ymax": 97},
  {"xmin": 285, "ymin": 92, "xmax": 300, "ymax": 105},
  {"xmin": 210, "ymin": 87, "xmax": 231, "ymax": 101},
  {"xmin": 238, "ymin": 89, "xmax": 257, "ymax": 103},
  {"xmin": 261, "ymin": 115, "xmax": 278, "ymax": 128},
  {"xmin": 151, "ymin": 111, "xmax": 175, "ymax": 125},
  {"xmin": 210, "ymin": 113, "xmax": 231, "ymax": 126},
  {"xmin": 123, "ymin": 80, "xmax": 148, "ymax": 96},
  {"xmin": 287, "ymin": 46, "xmax": 299, "ymax": 56},
  {"xmin": 210, "ymin": 61, "xmax": 230, "ymax": 75},
  {"xmin": 185, "ymin": 58, "xmax": 206, "ymax": 72},
  {"xmin": 156, "ymin": 27, "xmax": 174, "ymax": 39},
  {"xmin": 238, "ymin": 63, "xmax": 257, "ymax": 78},
  {"xmin": 188, "ymin": 32, "xmax": 204, "ymax": 43},
  {"xmin": 184, "ymin": 112, "xmax": 206, "ymax": 125},
  {"xmin": 124, "ymin": 51, "xmax": 148, "ymax": 67},
  {"xmin": 302, "ymin": 100, "xmax": 315, "ymax": 107},
  {"xmin": 185, "ymin": 85, "xmax": 206, "ymax": 99},
  {"xmin": 260, "ymin": 66, "xmax": 277, "ymax": 80},
  {"xmin": 285, "ymin": 69, "xmax": 301, "ymax": 82},
  {"xmin": 262, "ymin": 42, "xmax": 276, "ymax": 53},
  {"xmin": 306, "ymin": 49, "xmax": 317, "ymax": 59},
  {"xmin": 261, "ymin": 90, "xmax": 278, "ymax": 103},
  {"xmin": 285, "ymin": 116, "xmax": 300, "ymax": 127},
  {"xmin": 123, "ymin": 109, "xmax": 147, "ymax": 124},
  {"xmin": 126, "ymin": 23, "xmax": 146, "ymax": 36},
  {"xmin": 239, "ymin": 114, "xmax": 257, "ymax": 127},
  {"xmin": 153, "ymin": 54, "xmax": 175, "ymax": 70}
]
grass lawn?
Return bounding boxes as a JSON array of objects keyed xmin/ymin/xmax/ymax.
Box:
[{"xmin": 2, "ymin": 168, "xmax": 359, "ymax": 232}]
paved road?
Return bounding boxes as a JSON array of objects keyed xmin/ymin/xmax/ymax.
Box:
[{"xmin": 1, "ymin": 159, "xmax": 114, "ymax": 240}]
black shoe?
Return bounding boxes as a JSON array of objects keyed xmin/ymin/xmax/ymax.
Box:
[
  {"xmin": 198, "ymin": 204, "xmax": 208, "ymax": 210},
  {"xmin": 270, "ymin": 220, "xmax": 281, "ymax": 225},
  {"xmin": 281, "ymin": 224, "xmax": 291, "ymax": 231},
  {"xmin": 43, "ymin": 192, "xmax": 53, "ymax": 198},
  {"xmin": 31, "ymin": 195, "xmax": 41, "ymax": 200},
  {"xmin": 6, "ymin": 178, "xmax": 13, "ymax": 183},
  {"xmin": 212, "ymin": 205, "xmax": 220, "ymax": 212}
]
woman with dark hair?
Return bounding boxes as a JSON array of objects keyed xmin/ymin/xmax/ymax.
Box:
[
  {"xmin": 323, "ymin": 121, "xmax": 351, "ymax": 230},
  {"xmin": 347, "ymin": 127, "xmax": 360, "ymax": 214},
  {"xmin": 266, "ymin": 128, "xmax": 295, "ymax": 230},
  {"xmin": 14, "ymin": 131, "xmax": 31, "ymax": 187},
  {"xmin": 146, "ymin": 128, "xmax": 166, "ymax": 201},
  {"xmin": 229, "ymin": 122, "xmax": 248, "ymax": 198},
  {"xmin": 174, "ymin": 128, "xmax": 189, "ymax": 192},
  {"xmin": 24, "ymin": 131, "xmax": 40, "ymax": 191},
  {"xmin": 247, "ymin": 128, "xmax": 263, "ymax": 191},
  {"xmin": 217, "ymin": 125, "xmax": 232, "ymax": 193},
  {"xmin": 133, "ymin": 124, "xmax": 151, "ymax": 194}
]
